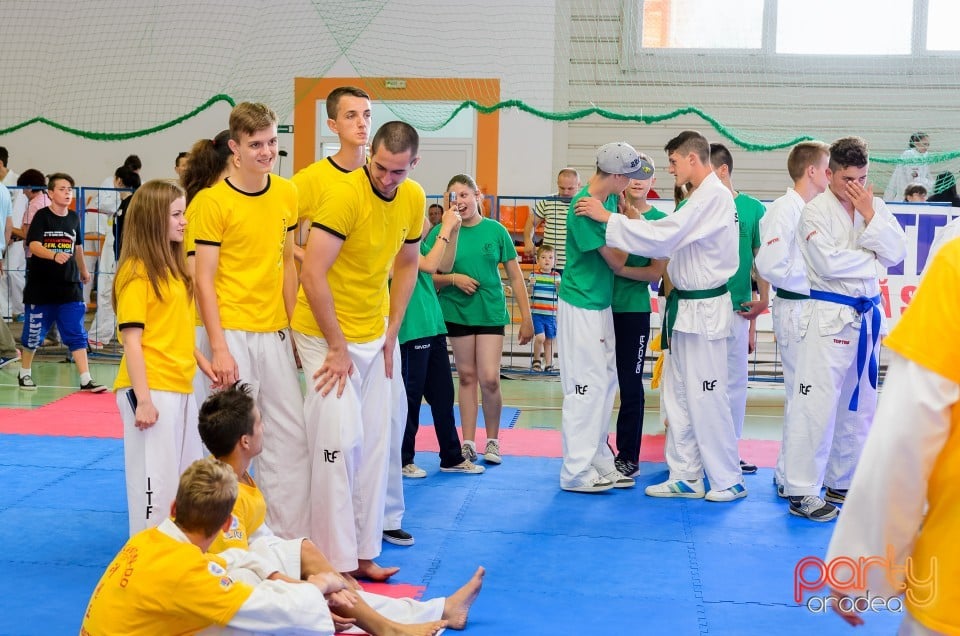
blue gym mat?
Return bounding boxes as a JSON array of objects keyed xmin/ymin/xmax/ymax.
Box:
[{"xmin": 0, "ymin": 433, "xmax": 903, "ymax": 635}]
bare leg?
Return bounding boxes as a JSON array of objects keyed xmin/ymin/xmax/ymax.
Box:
[
  {"xmin": 532, "ymin": 333, "xmax": 544, "ymax": 366},
  {"xmin": 442, "ymin": 567, "xmax": 485, "ymax": 630},
  {"xmin": 20, "ymin": 348, "xmax": 36, "ymax": 370},
  {"xmin": 544, "ymin": 337, "xmax": 555, "ymax": 367},
  {"xmin": 71, "ymin": 347, "xmax": 90, "ymax": 375},
  {"xmin": 449, "ymin": 335, "xmax": 479, "ymax": 444},
  {"xmin": 476, "ymin": 334, "xmax": 504, "ymax": 440}
]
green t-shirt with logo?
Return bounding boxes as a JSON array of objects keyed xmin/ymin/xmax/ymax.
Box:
[
  {"xmin": 558, "ymin": 186, "xmax": 619, "ymax": 310},
  {"xmin": 729, "ymin": 192, "xmax": 765, "ymax": 309},
  {"xmin": 430, "ymin": 218, "xmax": 517, "ymax": 326},
  {"xmin": 398, "ymin": 240, "xmax": 447, "ymax": 344},
  {"xmin": 612, "ymin": 207, "xmax": 667, "ymax": 313}
]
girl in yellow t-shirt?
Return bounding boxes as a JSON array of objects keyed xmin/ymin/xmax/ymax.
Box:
[{"xmin": 112, "ymin": 179, "xmax": 217, "ymax": 536}]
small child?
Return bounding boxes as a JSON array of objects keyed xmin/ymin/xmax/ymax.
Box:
[
  {"xmin": 904, "ymin": 183, "xmax": 928, "ymax": 202},
  {"xmin": 528, "ymin": 244, "xmax": 561, "ymax": 372}
]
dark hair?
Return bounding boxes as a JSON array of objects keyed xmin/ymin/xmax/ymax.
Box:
[
  {"xmin": 928, "ymin": 172, "xmax": 960, "ymax": 207},
  {"xmin": 427, "ymin": 203, "xmax": 443, "ymax": 212},
  {"xmin": 665, "ymin": 131, "xmax": 710, "ymax": 164},
  {"xmin": 175, "ymin": 152, "xmax": 188, "ymax": 166},
  {"xmin": 909, "ymin": 132, "xmax": 928, "ymax": 149},
  {"xmin": 708, "ymin": 142, "xmax": 733, "ymax": 173},
  {"xmin": 828, "ymin": 137, "xmax": 869, "ymax": 172},
  {"xmin": 326, "ymin": 86, "xmax": 371, "ymax": 120},
  {"xmin": 371, "ymin": 121, "xmax": 419, "ymax": 157},
  {"xmin": 903, "ymin": 184, "xmax": 928, "ymax": 200},
  {"xmin": 198, "ymin": 382, "xmax": 257, "ymax": 458},
  {"xmin": 123, "ymin": 155, "xmax": 142, "ymax": 171},
  {"xmin": 114, "ymin": 166, "xmax": 141, "ymax": 190},
  {"xmin": 0, "ymin": 147, "xmax": 8, "ymax": 166},
  {"xmin": 181, "ymin": 130, "xmax": 232, "ymax": 204},
  {"xmin": 17, "ymin": 168, "xmax": 46, "ymax": 190},
  {"xmin": 47, "ymin": 172, "xmax": 75, "ymax": 189}
]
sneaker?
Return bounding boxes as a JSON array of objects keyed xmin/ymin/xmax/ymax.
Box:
[
  {"xmin": 645, "ymin": 478, "xmax": 705, "ymax": 499},
  {"xmin": 87, "ymin": 340, "xmax": 105, "ymax": 351},
  {"xmin": 461, "ymin": 443, "xmax": 478, "ymax": 463},
  {"xmin": 824, "ymin": 487, "xmax": 848, "ymax": 505},
  {"xmin": 788, "ymin": 495, "xmax": 839, "ymax": 522},
  {"xmin": 602, "ymin": 470, "xmax": 635, "ymax": 489},
  {"xmin": 705, "ymin": 483, "xmax": 748, "ymax": 502},
  {"xmin": 0, "ymin": 351, "xmax": 21, "ymax": 369},
  {"xmin": 401, "ymin": 463, "xmax": 427, "ymax": 479},
  {"xmin": 776, "ymin": 483, "xmax": 787, "ymax": 498},
  {"xmin": 739, "ymin": 458, "xmax": 758, "ymax": 474},
  {"xmin": 18, "ymin": 374, "xmax": 37, "ymax": 391},
  {"xmin": 440, "ymin": 460, "xmax": 485, "ymax": 474},
  {"xmin": 562, "ymin": 475, "xmax": 615, "ymax": 494},
  {"xmin": 382, "ymin": 529, "xmax": 414, "ymax": 546},
  {"xmin": 483, "ymin": 440, "xmax": 501, "ymax": 464},
  {"xmin": 614, "ymin": 457, "xmax": 640, "ymax": 478},
  {"xmin": 80, "ymin": 380, "xmax": 108, "ymax": 394}
]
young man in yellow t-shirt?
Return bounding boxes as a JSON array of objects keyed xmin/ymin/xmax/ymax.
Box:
[
  {"xmin": 199, "ymin": 383, "xmax": 483, "ymax": 634},
  {"xmin": 193, "ymin": 102, "xmax": 311, "ymax": 540},
  {"xmin": 292, "ymin": 121, "xmax": 423, "ymax": 580},
  {"xmin": 81, "ymin": 458, "xmax": 348, "ymax": 635}
]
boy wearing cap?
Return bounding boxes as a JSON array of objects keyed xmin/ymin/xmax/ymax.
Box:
[
  {"xmin": 557, "ymin": 141, "xmax": 653, "ymax": 493},
  {"xmin": 576, "ymin": 130, "xmax": 746, "ymax": 502}
]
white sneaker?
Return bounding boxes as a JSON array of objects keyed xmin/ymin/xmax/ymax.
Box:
[
  {"xmin": 644, "ymin": 478, "xmax": 705, "ymax": 499},
  {"xmin": 705, "ymin": 483, "xmax": 747, "ymax": 502},
  {"xmin": 562, "ymin": 475, "xmax": 615, "ymax": 494},
  {"xmin": 483, "ymin": 439, "xmax": 502, "ymax": 464},
  {"xmin": 602, "ymin": 470, "xmax": 635, "ymax": 489},
  {"xmin": 401, "ymin": 463, "xmax": 427, "ymax": 479},
  {"xmin": 439, "ymin": 460, "xmax": 485, "ymax": 474}
]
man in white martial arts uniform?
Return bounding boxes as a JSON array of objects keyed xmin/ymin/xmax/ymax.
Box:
[
  {"xmin": 709, "ymin": 143, "xmax": 769, "ymax": 475},
  {"xmin": 193, "ymin": 102, "xmax": 311, "ymax": 539},
  {"xmin": 557, "ymin": 142, "xmax": 653, "ymax": 493},
  {"xmin": 754, "ymin": 141, "xmax": 831, "ymax": 494},
  {"xmin": 292, "ymin": 121, "xmax": 422, "ymax": 580},
  {"xmin": 781, "ymin": 136, "xmax": 906, "ymax": 521},
  {"xmin": 576, "ymin": 130, "xmax": 746, "ymax": 502},
  {"xmin": 198, "ymin": 384, "xmax": 483, "ymax": 636},
  {"xmin": 823, "ymin": 240, "xmax": 960, "ymax": 634}
]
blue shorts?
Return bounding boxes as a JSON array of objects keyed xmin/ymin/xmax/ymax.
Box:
[
  {"xmin": 532, "ymin": 313, "xmax": 557, "ymax": 339},
  {"xmin": 22, "ymin": 302, "xmax": 88, "ymax": 352}
]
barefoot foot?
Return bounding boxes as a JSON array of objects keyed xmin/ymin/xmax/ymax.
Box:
[
  {"xmin": 381, "ymin": 619, "xmax": 448, "ymax": 636},
  {"xmin": 350, "ymin": 559, "xmax": 399, "ymax": 582},
  {"xmin": 442, "ymin": 566, "xmax": 485, "ymax": 629}
]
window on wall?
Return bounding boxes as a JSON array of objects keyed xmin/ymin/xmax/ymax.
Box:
[
  {"xmin": 927, "ymin": 0, "xmax": 960, "ymax": 51},
  {"xmin": 775, "ymin": 0, "xmax": 913, "ymax": 55},
  {"xmin": 640, "ymin": 0, "xmax": 764, "ymax": 49}
]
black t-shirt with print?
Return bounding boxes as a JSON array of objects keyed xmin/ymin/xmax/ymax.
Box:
[{"xmin": 24, "ymin": 207, "xmax": 83, "ymax": 304}]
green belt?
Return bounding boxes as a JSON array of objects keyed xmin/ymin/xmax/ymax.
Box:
[
  {"xmin": 661, "ymin": 285, "xmax": 728, "ymax": 349},
  {"xmin": 776, "ymin": 288, "xmax": 809, "ymax": 300}
]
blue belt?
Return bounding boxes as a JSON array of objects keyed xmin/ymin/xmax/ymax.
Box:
[{"xmin": 808, "ymin": 290, "xmax": 882, "ymax": 411}]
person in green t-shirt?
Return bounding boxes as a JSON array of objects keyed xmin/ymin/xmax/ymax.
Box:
[
  {"xmin": 557, "ymin": 142, "xmax": 655, "ymax": 494},
  {"xmin": 611, "ymin": 158, "xmax": 668, "ymax": 478},
  {"xmin": 709, "ymin": 143, "xmax": 769, "ymax": 475},
  {"xmin": 431, "ymin": 174, "xmax": 533, "ymax": 466}
]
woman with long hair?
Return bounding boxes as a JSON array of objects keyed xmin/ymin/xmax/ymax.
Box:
[
  {"xmin": 431, "ymin": 174, "xmax": 533, "ymax": 465},
  {"xmin": 113, "ymin": 179, "xmax": 216, "ymax": 536}
]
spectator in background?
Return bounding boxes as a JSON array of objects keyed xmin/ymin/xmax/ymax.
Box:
[
  {"xmin": 523, "ymin": 168, "xmax": 581, "ymax": 273},
  {"xmin": 0, "ymin": 147, "xmax": 19, "ymax": 187},
  {"xmin": 0, "ymin": 183, "xmax": 19, "ymax": 368},
  {"xmin": 175, "ymin": 151, "xmax": 188, "ymax": 178},
  {"xmin": 88, "ymin": 166, "xmax": 141, "ymax": 349},
  {"xmin": 884, "ymin": 132, "xmax": 933, "ymax": 202},
  {"xmin": 427, "ymin": 203, "xmax": 444, "ymax": 228},
  {"xmin": 926, "ymin": 171, "xmax": 960, "ymax": 207},
  {"xmin": 903, "ymin": 184, "xmax": 928, "ymax": 202}
]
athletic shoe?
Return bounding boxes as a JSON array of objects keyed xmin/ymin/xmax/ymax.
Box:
[
  {"xmin": 739, "ymin": 458, "xmax": 758, "ymax": 474},
  {"xmin": 824, "ymin": 487, "xmax": 848, "ymax": 505},
  {"xmin": 614, "ymin": 457, "xmax": 640, "ymax": 478},
  {"xmin": 788, "ymin": 495, "xmax": 839, "ymax": 522},
  {"xmin": 645, "ymin": 478, "xmax": 705, "ymax": 499},
  {"xmin": 382, "ymin": 529, "xmax": 414, "ymax": 546},
  {"xmin": 401, "ymin": 464, "xmax": 427, "ymax": 479},
  {"xmin": 439, "ymin": 460, "xmax": 485, "ymax": 474},
  {"xmin": 80, "ymin": 380, "xmax": 108, "ymax": 394},
  {"xmin": 561, "ymin": 475, "xmax": 615, "ymax": 494},
  {"xmin": 461, "ymin": 443, "xmax": 478, "ymax": 463},
  {"xmin": 483, "ymin": 440, "xmax": 502, "ymax": 464},
  {"xmin": 602, "ymin": 469, "xmax": 635, "ymax": 488},
  {"xmin": 87, "ymin": 340, "xmax": 105, "ymax": 351},
  {"xmin": 18, "ymin": 374, "xmax": 37, "ymax": 391},
  {"xmin": 705, "ymin": 483, "xmax": 748, "ymax": 502},
  {"xmin": 0, "ymin": 351, "xmax": 21, "ymax": 369},
  {"xmin": 776, "ymin": 483, "xmax": 787, "ymax": 498}
]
